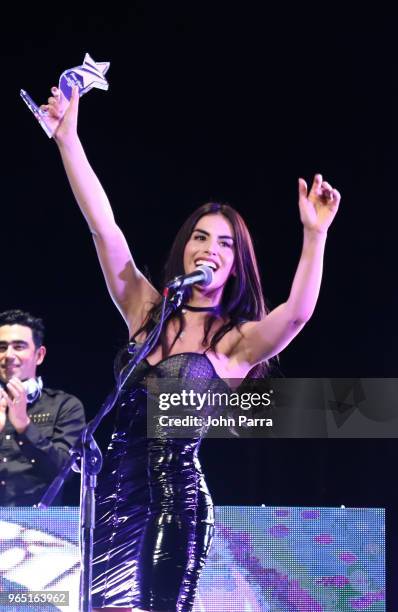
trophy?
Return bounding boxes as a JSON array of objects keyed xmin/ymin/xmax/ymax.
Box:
[{"xmin": 20, "ymin": 52, "xmax": 110, "ymax": 138}]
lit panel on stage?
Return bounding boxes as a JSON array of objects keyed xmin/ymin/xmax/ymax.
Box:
[{"xmin": 0, "ymin": 506, "xmax": 384, "ymax": 611}]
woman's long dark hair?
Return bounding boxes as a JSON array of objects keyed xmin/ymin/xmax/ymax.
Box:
[{"xmin": 132, "ymin": 203, "xmax": 273, "ymax": 377}]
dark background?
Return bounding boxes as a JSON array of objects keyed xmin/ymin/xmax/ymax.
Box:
[{"xmin": 2, "ymin": 2, "xmax": 395, "ymax": 603}]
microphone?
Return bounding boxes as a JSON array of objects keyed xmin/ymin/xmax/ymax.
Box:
[{"xmin": 166, "ymin": 265, "xmax": 214, "ymax": 290}]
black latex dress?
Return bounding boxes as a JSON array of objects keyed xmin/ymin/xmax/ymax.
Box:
[{"xmin": 91, "ymin": 352, "xmax": 220, "ymax": 611}]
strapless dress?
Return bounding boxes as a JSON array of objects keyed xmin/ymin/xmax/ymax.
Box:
[{"xmin": 91, "ymin": 352, "xmax": 222, "ymax": 611}]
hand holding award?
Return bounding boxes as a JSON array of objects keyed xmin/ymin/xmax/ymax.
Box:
[{"xmin": 20, "ymin": 52, "xmax": 110, "ymax": 138}]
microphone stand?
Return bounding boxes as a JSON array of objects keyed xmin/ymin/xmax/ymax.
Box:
[{"xmin": 38, "ymin": 288, "xmax": 184, "ymax": 612}]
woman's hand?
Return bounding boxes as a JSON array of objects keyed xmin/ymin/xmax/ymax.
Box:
[
  {"xmin": 40, "ymin": 85, "xmax": 80, "ymax": 144},
  {"xmin": 298, "ymin": 174, "xmax": 341, "ymax": 234}
]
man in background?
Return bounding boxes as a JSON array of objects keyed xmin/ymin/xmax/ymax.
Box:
[{"xmin": 0, "ymin": 309, "xmax": 85, "ymax": 505}]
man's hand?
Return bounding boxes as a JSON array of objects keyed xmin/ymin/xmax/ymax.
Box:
[
  {"xmin": 5, "ymin": 377, "xmax": 30, "ymax": 433},
  {"xmin": 0, "ymin": 387, "xmax": 7, "ymax": 432}
]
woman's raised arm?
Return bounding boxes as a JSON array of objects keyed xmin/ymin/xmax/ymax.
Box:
[
  {"xmin": 231, "ymin": 174, "xmax": 341, "ymax": 366},
  {"xmin": 41, "ymin": 86, "xmax": 159, "ymax": 333}
]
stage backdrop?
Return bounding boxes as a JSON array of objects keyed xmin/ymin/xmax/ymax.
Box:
[{"xmin": 0, "ymin": 506, "xmax": 384, "ymax": 611}]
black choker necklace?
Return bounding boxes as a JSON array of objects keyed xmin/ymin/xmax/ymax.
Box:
[{"xmin": 181, "ymin": 304, "xmax": 222, "ymax": 314}]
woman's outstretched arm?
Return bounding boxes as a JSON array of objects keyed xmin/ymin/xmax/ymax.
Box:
[
  {"xmin": 232, "ymin": 174, "xmax": 341, "ymax": 366},
  {"xmin": 41, "ymin": 86, "xmax": 159, "ymax": 334}
]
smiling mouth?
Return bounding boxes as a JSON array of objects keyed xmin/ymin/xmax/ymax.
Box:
[{"xmin": 194, "ymin": 259, "xmax": 218, "ymax": 271}]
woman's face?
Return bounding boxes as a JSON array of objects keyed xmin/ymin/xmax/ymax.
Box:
[{"xmin": 183, "ymin": 213, "xmax": 235, "ymax": 296}]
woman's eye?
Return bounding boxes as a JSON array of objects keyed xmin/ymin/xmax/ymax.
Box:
[{"xmin": 194, "ymin": 234, "xmax": 205, "ymax": 241}]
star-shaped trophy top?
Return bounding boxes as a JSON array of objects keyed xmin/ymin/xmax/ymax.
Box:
[{"xmin": 59, "ymin": 52, "xmax": 110, "ymax": 100}]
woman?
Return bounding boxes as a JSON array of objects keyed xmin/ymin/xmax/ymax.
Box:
[{"xmin": 40, "ymin": 86, "xmax": 340, "ymax": 612}]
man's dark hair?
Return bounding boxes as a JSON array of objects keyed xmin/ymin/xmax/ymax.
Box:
[{"xmin": 0, "ymin": 310, "xmax": 45, "ymax": 349}]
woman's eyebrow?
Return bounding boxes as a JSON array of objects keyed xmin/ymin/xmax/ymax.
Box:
[{"xmin": 193, "ymin": 228, "xmax": 234, "ymax": 241}]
